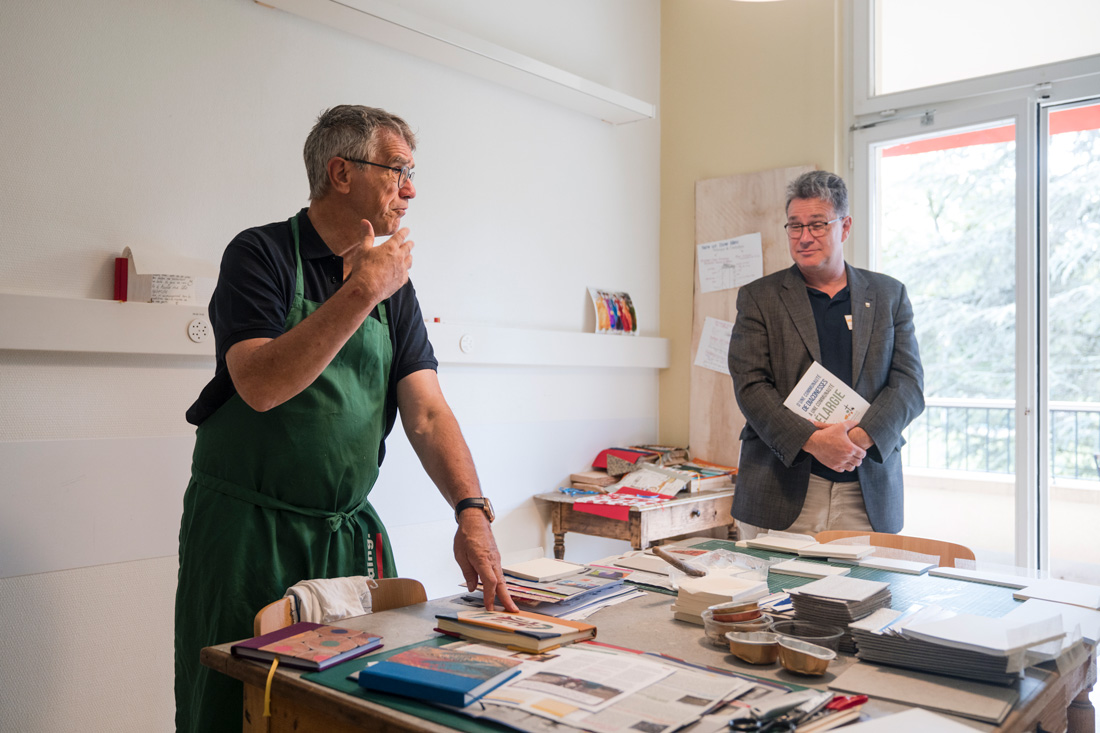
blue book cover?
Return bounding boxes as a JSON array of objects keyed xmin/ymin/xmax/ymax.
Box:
[{"xmin": 356, "ymin": 645, "xmax": 523, "ymax": 707}]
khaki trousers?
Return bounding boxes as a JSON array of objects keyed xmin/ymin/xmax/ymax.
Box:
[{"xmin": 736, "ymin": 474, "xmax": 874, "ymax": 540}]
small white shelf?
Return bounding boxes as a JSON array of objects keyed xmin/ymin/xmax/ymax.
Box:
[
  {"xmin": 256, "ymin": 0, "xmax": 656, "ymax": 125},
  {"xmin": 0, "ymin": 294, "xmax": 669, "ymax": 368},
  {"xmin": 426, "ymin": 322, "xmax": 668, "ymax": 369},
  {"xmin": 0, "ymin": 293, "xmax": 213, "ymax": 357}
]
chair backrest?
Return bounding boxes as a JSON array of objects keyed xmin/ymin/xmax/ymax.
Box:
[
  {"xmin": 253, "ymin": 577, "xmax": 428, "ymax": 636},
  {"xmin": 814, "ymin": 530, "xmax": 976, "ymax": 568}
]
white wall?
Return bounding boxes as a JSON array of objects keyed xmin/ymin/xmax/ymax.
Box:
[{"xmin": 0, "ymin": 0, "xmax": 660, "ymax": 730}]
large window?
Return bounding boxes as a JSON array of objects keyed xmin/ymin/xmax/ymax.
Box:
[{"xmin": 851, "ymin": 1, "xmax": 1100, "ymax": 580}]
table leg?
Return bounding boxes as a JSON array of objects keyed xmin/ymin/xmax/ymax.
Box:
[
  {"xmin": 1067, "ymin": 684, "xmax": 1095, "ymax": 733},
  {"xmin": 553, "ymin": 533, "xmax": 565, "ymax": 560}
]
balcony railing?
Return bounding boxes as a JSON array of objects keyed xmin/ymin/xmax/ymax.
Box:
[{"xmin": 901, "ymin": 398, "xmax": 1100, "ymax": 481}]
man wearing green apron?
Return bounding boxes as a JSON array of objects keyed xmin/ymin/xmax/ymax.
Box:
[{"xmin": 174, "ymin": 105, "xmax": 517, "ymax": 733}]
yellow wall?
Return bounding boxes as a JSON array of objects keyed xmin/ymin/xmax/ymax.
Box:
[{"xmin": 659, "ymin": 0, "xmax": 845, "ymax": 448}]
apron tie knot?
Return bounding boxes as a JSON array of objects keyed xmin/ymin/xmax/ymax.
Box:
[{"xmin": 326, "ymin": 511, "xmax": 355, "ymax": 533}]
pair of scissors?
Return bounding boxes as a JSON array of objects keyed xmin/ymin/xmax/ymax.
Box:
[
  {"xmin": 728, "ymin": 715, "xmax": 796, "ymax": 732},
  {"xmin": 825, "ymin": 694, "xmax": 867, "ymax": 711}
]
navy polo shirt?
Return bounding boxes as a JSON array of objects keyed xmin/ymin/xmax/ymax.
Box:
[
  {"xmin": 186, "ymin": 209, "xmax": 437, "ymax": 464},
  {"xmin": 806, "ymin": 284, "xmax": 856, "ymax": 482}
]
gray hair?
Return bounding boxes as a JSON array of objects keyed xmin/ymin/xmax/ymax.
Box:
[
  {"xmin": 303, "ymin": 105, "xmax": 417, "ymax": 200},
  {"xmin": 786, "ymin": 170, "xmax": 849, "ymax": 218}
]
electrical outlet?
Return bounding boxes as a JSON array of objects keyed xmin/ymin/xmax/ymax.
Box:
[{"xmin": 187, "ymin": 317, "xmax": 211, "ymax": 344}]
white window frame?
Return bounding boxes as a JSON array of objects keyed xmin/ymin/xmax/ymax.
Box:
[{"xmin": 848, "ymin": 0, "xmax": 1100, "ymax": 570}]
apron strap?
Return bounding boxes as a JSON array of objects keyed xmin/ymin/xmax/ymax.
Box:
[{"xmin": 192, "ymin": 467, "xmax": 371, "ymax": 533}]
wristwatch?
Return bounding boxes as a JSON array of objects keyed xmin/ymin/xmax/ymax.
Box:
[{"xmin": 454, "ymin": 497, "xmax": 495, "ymax": 523}]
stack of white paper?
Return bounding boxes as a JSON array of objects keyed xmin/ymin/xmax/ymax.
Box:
[
  {"xmin": 796, "ymin": 543, "xmax": 875, "ymax": 561},
  {"xmin": 743, "ymin": 533, "xmax": 817, "ymax": 553},
  {"xmin": 1013, "ymin": 578, "xmax": 1100, "ymax": 610},
  {"xmin": 768, "ymin": 559, "xmax": 851, "ymax": 579},
  {"xmin": 671, "ymin": 573, "xmax": 769, "ymax": 624}
]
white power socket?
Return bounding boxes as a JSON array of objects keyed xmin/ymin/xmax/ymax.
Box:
[{"xmin": 187, "ymin": 317, "xmax": 211, "ymax": 344}]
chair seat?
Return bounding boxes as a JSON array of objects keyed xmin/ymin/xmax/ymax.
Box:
[
  {"xmin": 814, "ymin": 530, "xmax": 975, "ymax": 568},
  {"xmin": 253, "ymin": 577, "xmax": 427, "ymax": 636}
]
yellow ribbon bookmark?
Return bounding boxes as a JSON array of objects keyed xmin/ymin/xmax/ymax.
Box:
[{"xmin": 263, "ymin": 657, "xmax": 280, "ymax": 718}]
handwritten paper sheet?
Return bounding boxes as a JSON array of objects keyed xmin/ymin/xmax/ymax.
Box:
[
  {"xmin": 694, "ymin": 317, "xmax": 734, "ymax": 375},
  {"xmin": 697, "ymin": 233, "xmax": 763, "ymax": 293}
]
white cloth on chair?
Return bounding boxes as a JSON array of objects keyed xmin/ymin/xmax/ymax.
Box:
[{"xmin": 284, "ymin": 576, "xmax": 377, "ymax": 624}]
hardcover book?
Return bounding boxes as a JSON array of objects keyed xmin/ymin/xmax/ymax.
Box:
[
  {"xmin": 434, "ymin": 609, "xmax": 596, "ymax": 652},
  {"xmin": 231, "ymin": 622, "xmax": 383, "ymax": 671},
  {"xmin": 356, "ymin": 645, "xmax": 523, "ymax": 707}
]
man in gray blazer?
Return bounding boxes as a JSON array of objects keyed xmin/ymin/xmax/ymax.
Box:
[{"xmin": 728, "ymin": 171, "xmax": 923, "ymax": 537}]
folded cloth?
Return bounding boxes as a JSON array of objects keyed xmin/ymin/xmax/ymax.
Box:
[{"xmin": 285, "ymin": 576, "xmax": 377, "ymax": 624}]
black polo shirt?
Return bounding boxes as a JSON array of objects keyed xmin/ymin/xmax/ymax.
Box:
[
  {"xmin": 186, "ymin": 209, "xmax": 437, "ymax": 465},
  {"xmin": 806, "ymin": 284, "xmax": 856, "ymax": 482}
]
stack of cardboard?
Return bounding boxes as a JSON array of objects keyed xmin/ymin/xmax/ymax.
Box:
[{"xmin": 671, "ymin": 572, "xmax": 769, "ymax": 625}]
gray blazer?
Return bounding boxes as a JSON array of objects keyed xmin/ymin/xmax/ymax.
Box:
[{"xmin": 727, "ymin": 264, "xmax": 924, "ymax": 533}]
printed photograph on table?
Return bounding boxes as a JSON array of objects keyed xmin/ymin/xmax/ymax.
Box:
[{"xmin": 588, "ymin": 287, "xmax": 638, "ymax": 335}]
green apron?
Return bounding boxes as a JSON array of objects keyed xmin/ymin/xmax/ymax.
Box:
[{"xmin": 174, "ymin": 213, "xmax": 397, "ymax": 733}]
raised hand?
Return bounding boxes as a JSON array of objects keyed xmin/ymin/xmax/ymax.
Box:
[{"xmin": 344, "ymin": 219, "xmax": 414, "ymax": 303}]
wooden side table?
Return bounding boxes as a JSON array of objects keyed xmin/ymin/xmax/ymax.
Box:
[{"xmin": 535, "ymin": 487, "xmax": 736, "ymax": 559}]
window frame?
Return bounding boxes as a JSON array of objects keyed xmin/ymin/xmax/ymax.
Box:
[{"xmin": 848, "ymin": 0, "xmax": 1100, "ymax": 570}]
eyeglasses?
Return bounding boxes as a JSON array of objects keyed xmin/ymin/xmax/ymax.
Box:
[
  {"xmin": 784, "ymin": 217, "xmax": 843, "ymax": 239},
  {"xmin": 343, "ymin": 157, "xmax": 415, "ymax": 187}
]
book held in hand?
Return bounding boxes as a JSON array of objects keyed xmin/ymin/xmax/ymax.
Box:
[
  {"xmin": 434, "ymin": 609, "xmax": 596, "ymax": 652},
  {"xmin": 356, "ymin": 645, "xmax": 523, "ymax": 707},
  {"xmin": 231, "ymin": 622, "xmax": 383, "ymax": 671},
  {"xmin": 783, "ymin": 361, "xmax": 870, "ymax": 424}
]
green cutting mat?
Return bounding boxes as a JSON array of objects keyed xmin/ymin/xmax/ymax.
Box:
[{"xmin": 686, "ymin": 538, "xmax": 1021, "ymax": 617}]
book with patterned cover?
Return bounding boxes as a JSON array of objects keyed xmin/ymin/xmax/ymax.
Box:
[{"xmin": 231, "ymin": 622, "xmax": 383, "ymax": 671}]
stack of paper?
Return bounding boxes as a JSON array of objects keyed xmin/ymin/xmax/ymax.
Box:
[
  {"xmin": 743, "ymin": 533, "xmax": 817, "ymax": 554},
  {"xmin": 474, "ymin": 566, "xmax": 633, "ymax": 617},
  {"xmin": 854, "ymin": 556, "xmax": 935, "ymax": 575},
  {"xmin": 671, "ymin": 573, "xmax": 769, "ymax": 624},
  {"xmin": 849, "ymin": 608, "xmax": 1026, "ymax": 686},
  {"xmin": 1013, "ymin": 578, "xmax": 1100, "ymax": 610},
  {"xmin": 768, "ymin": 558, "xmax": 851, "ymax": 579},
  {"xmin": 796, "ymin": 543, "xmax": 875, "ymax": 561},
  {"xmin": 787, "ymin": 576, "xmax": 892, "ymax": 653}
]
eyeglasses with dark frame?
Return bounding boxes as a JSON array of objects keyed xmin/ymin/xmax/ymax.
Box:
[
  {"xmin": 784, "ymin": 217, "xmax": 844, "ymax": 239},
  {"xmin": 342, "ymin": 157, "xmax": 415, "ymax": 188}
]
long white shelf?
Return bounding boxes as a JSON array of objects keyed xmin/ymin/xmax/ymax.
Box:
[
  {"xmin": 256, "ymin": 0, "xmax": 656, "ymax": 125},
  {"xmin": 0, "ymin": 294, "xmax": 669, "ymax": 368}
]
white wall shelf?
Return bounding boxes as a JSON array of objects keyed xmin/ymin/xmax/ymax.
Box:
[
  {"xmin": 0, "ymin": 294, "xmax": 669, "ymax": 368},
  {"xmin": 256, "ymin": 0, "xmax": 656, "ymax": 125}
]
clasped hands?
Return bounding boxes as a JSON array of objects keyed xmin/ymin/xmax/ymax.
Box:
[{"xmin": 803, "ymin": 420, "xmax": 873, "ymax": 473}]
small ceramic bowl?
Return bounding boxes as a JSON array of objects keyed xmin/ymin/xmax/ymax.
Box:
[
  {"xmin": 726, "ymin": 631, "xmax": 779, "ymax": 665},
  {"xmin": 777, "ymin": 637, "xmax": 836, "ymax": 676},
  {"xmin": 770, "ymin": 620, "xmax": 844, "ymax": 653}
]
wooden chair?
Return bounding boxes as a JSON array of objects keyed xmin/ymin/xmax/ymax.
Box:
[
  {"xmin": 253, "ymin": 577, "xmax": 427, "ymax": 636},
  {"xmin": 814, "ymin": 530, "xmax": 976, "ymax": 568}
]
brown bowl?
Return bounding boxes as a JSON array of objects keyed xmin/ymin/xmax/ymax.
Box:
[
  {"xmin": 711, "ymin": 608, "xmax": 762, "ymax": 623},
  {"xmin": 726, "ymin": 631, "xmax": 779, "ymax": 665},
  {"xmin": 777, "ymin": 637, "xmax": 836, "ymax": 676},
  {"xmin": 702, "ymin": 609, "xmax": 772, "ymax": 647}
]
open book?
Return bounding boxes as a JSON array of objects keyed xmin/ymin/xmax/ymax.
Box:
[{"xmin": 784, "ymin": 361, "xmax": 869, "ymax": 424}]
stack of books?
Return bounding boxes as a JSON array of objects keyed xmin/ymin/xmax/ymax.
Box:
[
  {"xmin": 848, "ymin": 605, "xmax": 1066, "ymax": 686},
  {"xmin": 434, "ymin": 609, "xmax": 596, "ymax": 653},
  {"xmin": 659, "ymin": 458, "xmax": 737, "ymax": 492},
  {"xmin": 787, "ymin": 575, "xmax": 892, "ymax": 653},
  {"xmin": 670, "ymin": 572, "xmax": 769, "ymax": 624},
  {"xmin": 569, "ymin": 470, "xmax": 616, "ymax": 492},
  {"xmin": 470, "ymin": 561, "xmax": 632, "ymax": 618}
]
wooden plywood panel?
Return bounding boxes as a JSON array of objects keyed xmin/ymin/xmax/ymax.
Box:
[{"xmin": 689, "ymin": 165, "xmax": 815, "ymax": 466}]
